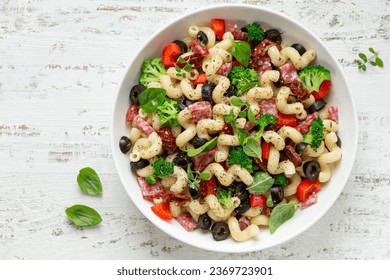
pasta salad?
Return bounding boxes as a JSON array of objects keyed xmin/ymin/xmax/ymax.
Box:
[{"xmin": 119, "ymin": 19, "xmax": 341, "ymax": 242}]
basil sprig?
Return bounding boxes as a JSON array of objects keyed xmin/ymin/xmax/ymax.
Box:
[
  {"xmin": 186, "ymin": 137, "xmax": 218, "ymax": 157},
  {"xmin": 77, "ymin": 167, "xmax": 103, "ymax": 196},
  {"xmin": 65, "ymin": 204, "xmax": 102, "ymax": 227},
  {"xmin": 246, "ymin": 172, "xmax": 275, "ymax": 194},
  {"xmin": 231, "ymin": 41, "xmax": 251, "ymax": 67},
  {"xmin": 269, "ymin": 202, "xmax": 299, "ymax": 234},
  {"xmin": 243, "ymin": 137, "xmax": 262, "ymax": 159},
  {"xmin": 138, "ymin": 88, "xmax": 166, "ymax": 113}
]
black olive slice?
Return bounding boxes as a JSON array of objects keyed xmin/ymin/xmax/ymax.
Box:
[
  {"xmin": 130, "ymin": 159, "xmax": 149, "ymax": 172},
  {"xmin": 177, "ymin": 96, "xmax": 193, "ymax": 110},
  {"xmin": 270, "ymin": 185, "xmax": 284, "ymax": 205},
  {"xmin": 119, "ymin": 136, "xmax": 132, "ymax": 154},
  {"xmin": 235, "ymin": 198, "xmax": 251, "ymax": 214},
  {"xmin": 211, "ymin": 221, "xmax": 230, "ymax": 241},
  {"xmin": 198, "ymin": 213, "xmax": 212, "ymax": 230},
  {"xmin": 291, "ymin": 43, "xmax": 307, "ymax": 56},
  {"xmin": 129, "ymin": 84, "xmax": 146, "ymax": 104},
  {"xmin": 295, "ymin": 142, "xmax": 308, "ymax": 154},
  {"xmin": 190, "ymin": 136, "xmax": 208, "ymax": 148},
  {"xmin": 172, "ymin": 40, "xmax": 188, "ymax": 54},
  {"xmin": 197, "ymin": 31, "xmax": 208, "ymax": 45},
  {"xmin": 201, "ymin": 82, "xmax": 216, "ymax": 102},
  {"xmin": 265, "ymin": 29, "xmax": 282, "ymax": 44},
  {"xmin": 189, "ymin": 187, "xmax": 201, "ymax": 200},
  {"xmin": 303, "ymin": 160, "xmax": 321, "ymax": 180},
  {"xmin": 172, "ymin": 153, "xmax": 192, "ymax": 170},
  {"xmin": 308, "ymin": 99, "xmax": 327, "ymax": 114},
  {"xmin": 224, "ymin": 85, "xmax": 236, "ymax": 97}
]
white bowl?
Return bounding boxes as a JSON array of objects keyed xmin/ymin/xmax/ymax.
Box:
[{"xmin": 110, "ymin": 4, "xmax": 358, "ymax": 253}]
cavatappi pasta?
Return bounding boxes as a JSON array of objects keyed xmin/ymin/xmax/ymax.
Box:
[{"xmin": 120, "ymin": 18, "xmax": 341, "ymax": 242}]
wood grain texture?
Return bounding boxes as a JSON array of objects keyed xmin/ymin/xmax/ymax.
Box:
[{"xmin": 1, "ymin": 0, "xmax": 389, "ymax": 259}]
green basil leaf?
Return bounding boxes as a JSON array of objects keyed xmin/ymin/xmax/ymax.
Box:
[
  {"xmin": 65, "ymin": 204, "xmax": 102, "ymax": 227},
  {"xmin": 358, "ymin": 53, "xmax": 367, "ymax": 63},
  {"xmin": 237, "ymin": 129, "xmax": 249, "ymax": 146},
  {"xmin": 247, "ymin": 107, "xmax": 256, "ymax": 123},
  {"xmin": 232, "ymin": 41, "xmax": 251, "ymax": 68},
  {"xmin": 376, "ymin": 57, "xmax": 384, "ymax": 67},
  {"xmin": 230, "ymin": 97, "xmax": 245, "ymax": 107},
  {"xmin": 246, "ymin": 172, "xmax": 275, "ymax": 194},
  {"xmin": 138, "ymin": 88, "xmax": 166, "ymax": 114},
  {"xmin": 368, "ymin": 47, "xmax": 376, "ymax": 54},
  {"xmin": 238, "ymin": 111, "xmax": 247, "ymax": 118},
  {"xmin": 186, "ymin": 137, "xmax": 218, "ymax": 157},
  {"xmin": 77, "ymin": 167, "xmax": 102, "ymax": 196},
  {"xmin": 243, "ymin": 137, "xmax": 262, "ymax": 159},
  {"xmin": 223, "ymin": 109, "xmax": 237, "ymax": 128},
  {"xmin": 269, "ymin": 202, "xmax": 298, "ymax": 234},
  {"xmin": 200, "ymin": 172, "xmax": 212, "ymax": 180}
]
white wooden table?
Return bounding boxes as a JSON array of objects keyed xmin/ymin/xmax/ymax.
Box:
[{"xmin": 1, "ymin": 0, "xmax": 389, "ymax": 259}]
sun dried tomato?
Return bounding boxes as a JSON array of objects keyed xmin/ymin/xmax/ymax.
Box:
[{"xmin": 156, "ymin": 127, "xmax": 178, "ymax": 154}]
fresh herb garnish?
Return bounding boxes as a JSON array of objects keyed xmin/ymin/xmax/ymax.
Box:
[
  {"xmin": 186, "ymin": 137, "xmax": 218, "ymax": 157},
  {"xmin": 243, "ymin": 137, "xmax": 262, "ymax": 160},
  {"xmin": 146, "ymin": 175, "xmax": 157, "ymax": 184},
  {"xmin": 65, "ymin": 204, "xmax": 102, "ymax": 227},
  {"xmin": 269, "ymin": 202, "xmax": 299, "ymax": 234},
  {"xmin": 217, "ymin": 188, "xmax": 234, "ymax": 209},
  {"xmin": 357, "ymin": 48, "xmax": 384, "ymax": 71},
  {"xmin": 228, "ymin": 146, "xmax": 253, "ymax": 172},
  {"xmin": 152, "ymin": 157, "xmax": 174, "ymax": 178},
  {"xmin": 246, "ymin": 172, "xmax": 275, "ymax": 194},
  {"xmin": 77, "ymin": 167, "xmax": 103, "ymax": 196},
  {"xmin": 187, "ymin": 163, "xmax": 211, "ymax": 190},
  {"xmin": 231, "ymin": 41, "xmax": 251, "ymax": 67},
  {"xmin": 138, "ymin": 88, "xmax": 166, "ymax": 113}
]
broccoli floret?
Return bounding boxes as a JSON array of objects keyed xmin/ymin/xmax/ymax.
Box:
[
  {"xmin": 273, "ymin": 174, "xmax": 287, "ymax": 188},
  {"xmin": 217, "ymin": 188, "xmax": 234, "ymax": 210},
  {"xmin": 152, "ymin": 157, "xmax": 174, "ymax": 178},
  {"xmin": 254, "ymin": 113, "xmax": 277, "ymax": 139},
  {"xmin": 298, "ymin": 65, "xmax": 330, "ymax": 93},
  {"xmin": 228, "ymin": 66, "xmax": 259, "ymax": 95},
  {"xmin": 139, "ymin": 58, "xmax": 167, "ymax": 87},
  {"xmin": 228, "ymin": 146, "xmax": 253, "ymax": 172},
  {"xmin": 303, "ymin": 118, "xmax": 324, "ymax": 150},
  {"xmin": 245, "ymin": 22, "xmax": 264, "ymax": 42},
  {"xmin": 157, "ymin": 98, "xmax": 180, "ymax": 127}
]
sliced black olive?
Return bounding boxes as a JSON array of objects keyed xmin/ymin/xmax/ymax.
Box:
[
  {"xmin": 270, "ymin": 185, "xmax": 284, "ymax": 205},
  {"xmin": 119, "ymin": 136, "xmax": 132, "ymax": 154},
  {"xmin": 177, "ymin": 95, "xmax": 193, "ymax": 110},
  {"xmin": 235, "ymin": 198, "xmax": 251, "ymax": 214},
  {"xmin": 224, "ymin": 85, "xmax": 236, "ymax": 97},
  {"xmin": 130, "ymin": 159, "xmax": 149, "ymax": 172},
  {"xmin": 189, "ymin": 187, "xmax": 201, "ymax": 200},
  {"xmin": 211, "ymin": 221, "xmax": 230, "ymax": 241},
  {"xmin": 197, "ymin": 31, "xmax": 208, "ymax": 45},
  {"xmin": 173, "ymin": 152, "xmax": 192, "ymax": 170},
  {"xmin": 336, "ymin": 134, "xmax": 342, "ymax": 147},
  {"xmin": 241, "ymin": 26, "xmax": 248, "ymax": 32},
  {"xmin": 198, "ymin": 213, "xmax": 212, "ymax": 230},
  {"xmin": 201, "ymin": 82, "xmax": 216, "ymax": 102},
  {"xmin": 265, "ymin": 29, "xmax": 282, "ymax": 44},
  {"xmin": 232, "ymin": 181, "xmax": 249, "ymax": 201},
  {"xmin": 273, "ymin": 77, "xmax": 283, "ymax": 88},
  {"xmin": 303, "ymin": 160, "xmax": 321, "ymax": 180},
  {"xmin": 129, "ymin": 84, "xmax": 146, "ymax": 104},
  {"xmin": 190, "ymin": 136, "xmax": 208, "ymax": 148},
  {"xmin": 291, "ymin": 43, "xmax": 307, "ymax": 56},
  {"xmin": 308, "ymin": 99, "xmax": 327, "ymax": 114},
  {"xmin": 295, "ymin": 142, "xmax": 308, "ymax": 154},
  {"xmin": 172, "ymin": 39, "xmax": 188, "ymax": 54}
]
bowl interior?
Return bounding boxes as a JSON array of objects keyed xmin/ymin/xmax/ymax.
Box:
[{"xmin": 110, "ymin": 4, "xmax": 357, "ymax": 253}]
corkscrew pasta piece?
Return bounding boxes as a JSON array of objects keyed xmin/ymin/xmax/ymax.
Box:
[
  {"xmin": 267, "ymin": 45, "xmax": 316, "ymax": 70},
  {"xmin": 129, "ymin": 127, "xmax": 142, "ymax": 144},
  {"xmin": 169, "ymin": 166, "xmax": 188, "ymax": 193},
  {"xmin": 180, "ymin": 79, "xmax": 203, "ymax": 100},
  {"xmin": 202, "ymin": 54, "xmax": 224, "ymax": 76},
  {"xmin": 204, "ymin": 194, "xmax": 240, "ymax": 221},
  {"xmin": 242, "ymin": 207, "xmax": 263, "ymax": 217},
  {"xmin": 227, "ymin": 216, "xmax": 260, "ymax": 242},
  {"xmin": 160, "ymin": 74, "xmax": 183, "ymax": 99},
  {"xmin": 283, "ymin": 173, "xmax": 302, "ymax": 197},
  {"xmin": 323, "ymin": 119, "xmax": 338, "ymax": 133},
  {"xmin": 263, "ymin": 131, "xmax": 286, "ymax": 151},
  {"xmin": 199, "ymin": 26, "xmax": 216, "ymax": 48},
  {"xmin": 170, "ymin": 202, "xmax": 182, "ymax": 218},
  {"xmin": 207, "ymin": 74, "xmax": 230, "ymax": 104},
  {"xmin": 267, "ymin": 146, "xmax": 296, "ymax": 177},
  {"xmin": 250, "ymin": 214, "xmax": 270, "ymax": 226},
  {"xmin": 276, "ymin": 86, "xmax": 307, "ymax": 119},
  {"xmin": 203, "ymin": 163, "xmax": 253, "ymax": 186},
  {"xmin": 277, "ymin": 126, "xmax": 304, "ymax": 144},
  {"xmin": 176, "ymin": 108, "xmax": 197, "ymax": 148},
  {"xmin": 318, "ymin": 132, "xmax": 342, "ymax": 183},
  {"xmin": 188, "ymin": 199, "xmax": 210, "ymax": 215}
]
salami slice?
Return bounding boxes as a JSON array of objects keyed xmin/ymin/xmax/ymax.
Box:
[
  {"xmin": 188, "ymin": 101, "xmax": 212, "ymax": 123},
  {"xmin": 176, "ymin": 212, "xmax": 198, "ymax": 232},
  {"xmin": 134, "ymin": 116, "xmax": 154, "ymax": 135},
  {"xmin": 193, "ymin": 147, "xmax": 217, "ymax": 171},
  {"xmin": 328, "ymin": 105, "xmax": 339, "ymax": 123},
  {"xmin": 259, "ymin": 98, "xmax": 278, "ymax": 116},
  {"xmin": 296, "ymin": 112, "xmax": 319, "ymax": 133},
  {"xmin": 279, "ymin": 62, "xmax": 298, "ymax": 85},
  {"xmin": 137, "ymin": 177, "xmax": 164, "ymax": 201},
  {"xmin": 126, "ymin": 104, "xmax": 139, "ymax": 124},
  {"xmin": 217, "ymin": 62, "xmax": 232, "ymax": 76}
]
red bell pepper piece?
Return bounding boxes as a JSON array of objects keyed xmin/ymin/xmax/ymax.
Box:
[
  {"xmin": 296, "ymin": 179, "xmax": 322, "ymax": 203},
  {"xmin": 277, "ymin": 113, "xmax": 299, "ymax": 128},
  {"xmin": 250, "ymin": 194, "xmax": 267, "ymax": 208},
  {"xmin": 261, "ymin": 141, "xmax": 272, "ymax": 159},
  {"xmin": 312, "ymin": 80, "xmax": 331, "ymax": 100},
  {"xmin": 161, "ymin": 42, "xmax": 181, "ymax": 68},
  {"xmin": 211, "ymin": 19, "xmax": 225, "ymax": 40},
  {"xmin": 151, "ymin": 201, "xmax": 172, "ymax": 221},
  {"xmin": 193, "ymin": 73, "xmax": 207, "ymax": 85}
]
